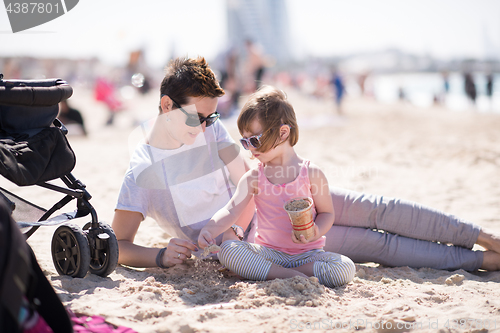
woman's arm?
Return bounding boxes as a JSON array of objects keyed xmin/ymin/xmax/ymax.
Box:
[
  {"xmin": 198, "ymin": 169, "xmax": 258, "ymax": 248},
  {"xmin": 293, "ymin": 163, "xmax": 335, "ymax": 243},
  {"xmin": 112, "ymin": 209, "xmax": 197, "ymax": 268}
]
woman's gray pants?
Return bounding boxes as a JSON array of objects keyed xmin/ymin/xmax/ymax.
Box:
[{"xmin": 323, "ymin": 187, "xmax": 483, "ymax": 271}]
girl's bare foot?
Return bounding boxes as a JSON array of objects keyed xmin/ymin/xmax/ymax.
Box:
[
  {"xmin": 476, "ymin": 230, "xmax": 500, "ymax": 254},
  {"xmin": 480, "ymin": 251, "xmax": 500, "ymax": 271}
]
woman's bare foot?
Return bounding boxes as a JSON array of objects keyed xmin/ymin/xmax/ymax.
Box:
[
  {"xmin": 476, "ymin": 230, "xmax": 500, "ymax": 254},
  {"xmin": 480, "ymin": 251, "xmax": 500, "ymax": 271}
]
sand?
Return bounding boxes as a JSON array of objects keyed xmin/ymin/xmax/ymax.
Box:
[{"xmin": 3, "ymin": 87, "xmax": 500, "ymax": 333}]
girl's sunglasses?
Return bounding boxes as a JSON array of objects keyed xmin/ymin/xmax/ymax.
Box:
[
  {"xmin": 239, "ymin": 125, "xmax": 291, "ymax": 150},
  {"xmin": 239, "ymin": 133, "xmax": 263, "ymax": 150},
  {"xmin": 171, "ymin": 98, "xmax": 220, "ymax": 127}
]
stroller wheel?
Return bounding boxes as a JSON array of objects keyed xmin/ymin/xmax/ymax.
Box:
[
  {"xmin": 51, "ymin": 224, "xmax": 91, "ymax": 278},
  {"xmin": 83, "ymin": 222, "xmax": 119, "ymax": 277}
]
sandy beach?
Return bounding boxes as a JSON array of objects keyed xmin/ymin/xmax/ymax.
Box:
[{"xmin": 4, "ymin": 88, "xmax": 500, "ymax": 333}]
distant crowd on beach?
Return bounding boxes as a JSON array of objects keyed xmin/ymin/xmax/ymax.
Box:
[{"xmin": 1, "ymin": 49, "xmax": 498, "ymax": 134}]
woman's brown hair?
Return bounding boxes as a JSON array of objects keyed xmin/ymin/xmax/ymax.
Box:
[{"xmin": 159, "ymin": 56, "xmax": 224, "ymax": 112}]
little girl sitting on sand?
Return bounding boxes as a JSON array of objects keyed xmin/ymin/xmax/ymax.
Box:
[{"xmin": 198, "ymin": 86, "xmax": 355, "ymax": 288}]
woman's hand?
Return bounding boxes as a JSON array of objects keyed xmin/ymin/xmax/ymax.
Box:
[
  {"xmin": 291, "ymin": 223, "xmax": 320, "ymax": 244},
  {"xmin": 162, "ymin": 238, "xmax": 198, "ymax": 267},
  {"xmin": 198, "ymin": 229, "xmax": 216, "ymax": 249}
]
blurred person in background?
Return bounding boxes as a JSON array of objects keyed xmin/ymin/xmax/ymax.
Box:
[
  {"xmin": 486, "ymin": 72, "xmax": 494, "ymax": 100},
  {"xmin": 398, "ymin": 86, "xmax": 407, "ymax": 102},
  {"xmin": 464, "ymin": 72, "xmax": 477, "ymax": 106},
  {"xmin": 58, "ymin": 100, "xmax": 87, "ymax": 136},
  {"xmin": 441, "ymin": 71, "xmax": 450, "ymax": 94},
  {"xmin": 244, "ymin": 39, "xmax": 268, "ymax": 92},
  {"xmin": 357, "ymin": 72, "xmax": 369, "ymax": 97},
  {"xmin": 440, "ymin": 71, "xmax": 450, "ymax": 104},
  {"xmin": 94, "ymin": 77, "xmax": 123, "ymax": 126},
  {"xmin": 213, "ymin": 46, "xmax": 241, "ymax": 118},
  {"xmin": 331, "ymin": 69, "xmax": 345, "ymax": 115}
]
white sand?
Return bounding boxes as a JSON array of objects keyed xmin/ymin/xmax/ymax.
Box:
[{"xmin": 4, "ymin": 88, "xmax": 500, "ymax": 332}]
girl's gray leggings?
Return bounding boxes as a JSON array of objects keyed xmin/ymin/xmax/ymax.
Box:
[
  {"xmin": 323, "ymin": 187, "xmax": 483, "ymax": 271},
  {"xmin": 218, "ymin": 241, "xmax": 356, "ymax": 288}
]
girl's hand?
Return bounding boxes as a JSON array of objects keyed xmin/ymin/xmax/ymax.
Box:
[
  {"xmin": 291, "ymin": 223, "xmax": 320, "ymax": 244},
  {"xmin": 198, "ymin": 229, "xmax": 216, "ymax": 249}
]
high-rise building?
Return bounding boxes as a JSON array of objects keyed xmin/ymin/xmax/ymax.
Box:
[{"xmin": 226, "ymin": 0, "xmax": 291, "ymax": 63}]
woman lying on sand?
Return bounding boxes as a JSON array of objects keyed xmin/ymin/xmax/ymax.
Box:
[{"xmin": 111, "ymin": 56, "xmax": 500, "ymax": 277}]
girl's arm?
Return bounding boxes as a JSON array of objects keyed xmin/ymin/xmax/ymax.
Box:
[
  {"xmin": 293, "ymin": 162, "xmax": 335, "ymax": 243},
  {"xmin": 198, "ymin": 169, "xmax": 258, "ymax": 248}
]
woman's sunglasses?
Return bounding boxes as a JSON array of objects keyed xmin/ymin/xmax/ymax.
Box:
[
  {"xmin": 171, "ymin": 98, "xmax": 220, "ymax": 127},
  {"xmin": 239, "ymin": 133, "xmax": 263, "ymax": 150}
]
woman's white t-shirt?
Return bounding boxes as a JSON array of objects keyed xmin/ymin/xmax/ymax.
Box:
[{"xmin": 116, "ymin": 121, "xmax": 237, "ymax": 243}]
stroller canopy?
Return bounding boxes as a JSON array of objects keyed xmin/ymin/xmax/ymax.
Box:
[
  {"xmin": 0, "ymin": 77, "xmax": 73, "ymax": 106},
  {"xmin": 0, "ymin": 77, "xmax": 73, "ymax": 136},
  {"xmin": 0, "ymin": 76, "xmax": 76, "ymax": 186}
]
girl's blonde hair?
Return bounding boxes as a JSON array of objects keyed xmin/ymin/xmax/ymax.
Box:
[{"xmin": 237, "ymin": 86, "xmax": 298, "ymax": 152}]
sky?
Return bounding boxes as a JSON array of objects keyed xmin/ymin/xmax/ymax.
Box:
[{"xmin": 1, "ymin": 0, "xmax": 499, "ymax": 68}]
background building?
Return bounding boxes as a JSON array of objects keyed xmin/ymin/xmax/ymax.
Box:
[{"xmin": 226, "ymin": 0, "xmax": 291, "ymax": 64}]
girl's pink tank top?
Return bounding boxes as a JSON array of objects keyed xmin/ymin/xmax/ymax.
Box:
[{"xmin": 253, "ymin": 160, "xmax": 325, "ymax": 255}]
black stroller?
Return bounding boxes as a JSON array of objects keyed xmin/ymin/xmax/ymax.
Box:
[{"xmin": 0, "ymin": 74, "xmax": 118, "ymax": 278}]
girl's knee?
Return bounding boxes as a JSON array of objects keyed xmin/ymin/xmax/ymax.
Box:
[
  {"xmin": 314, "ymin": 255, "xmax": 356, "ymax": 288},
  {"xmin": 217, "ymin": 240, "xmax": 271, "ymax": 281},
  {"xmin": 218, "ymin": 240, "xmax": 249, "ymax": 265},
  {"xmin": 341, "ymin": 256, "xmax": 356, "ymax": 283},
  {"xmin": 219, "ymin": 240, "xmax": 246, "ymax": 253}
]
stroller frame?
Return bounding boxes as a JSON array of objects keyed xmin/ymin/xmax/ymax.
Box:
[{"xmin": 0, "ymin": 74, "xmax": 118, "ymax": 278}]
